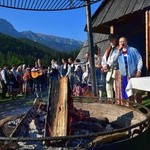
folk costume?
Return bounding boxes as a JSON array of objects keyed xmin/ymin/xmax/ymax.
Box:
[
  {"xmin": 1, "ymin": 67, "xmax": 9, "ymax": 99},
  {"xmin": 101, "ymin": 45, "xmax": 119, "ymax": 98},
  {"xmin": 114, "ymin": 46, "xmax": 143, "ymax": 100},
  {"xmin": 31, "ymin": 60, "xmax": 45, "ymax": 98}
]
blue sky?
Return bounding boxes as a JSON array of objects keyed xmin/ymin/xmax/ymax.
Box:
[{"xmin": 0, "ymin": 2, "xmax": 101, "ymax": 42}]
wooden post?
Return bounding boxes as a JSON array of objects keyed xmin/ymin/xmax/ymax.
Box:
[
  {"xmin": 145, "ymin": 11, "xmax": 150, "ymax": 97},
  {"xmin": 85, "ymin": 0, "xmax": 97, "ymax": 96},
  {"xmin": 145, "ymin": 11, "xmax": 150, "ymax": 75},
  {"xmin": 110, "ymin": 25, "xmax": 114, "ymax": 34}
]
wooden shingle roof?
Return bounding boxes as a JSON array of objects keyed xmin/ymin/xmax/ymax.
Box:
[{"xmin": 92, "ymin": 0, "xmax": 150, "ymax": 27}]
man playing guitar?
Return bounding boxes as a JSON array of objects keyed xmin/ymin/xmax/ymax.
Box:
[{"xmin": 31, "ymin": 59, "xmax": 45, "ymax": 98}]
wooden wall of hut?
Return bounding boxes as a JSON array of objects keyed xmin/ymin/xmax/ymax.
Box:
[{"xmin": 146, "ymin": 11, "xmax": 150, "ymax": 75}]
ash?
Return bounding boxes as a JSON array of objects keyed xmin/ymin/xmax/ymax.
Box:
[{"xmin": 17, "ymin": 111, "xmax": 46, "ymax": 150}]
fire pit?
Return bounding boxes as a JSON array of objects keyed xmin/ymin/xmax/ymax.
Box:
[
  {"xmin": 0, "ymin": 77, "xmax": 150, "ymax": 150},
  {"xmin": 0, "ymin": 97, "xmax": 149, "ymax": 150},
  {"xmin": 73, "ymin": 97, "xmax": 150, "ymax": 150}
]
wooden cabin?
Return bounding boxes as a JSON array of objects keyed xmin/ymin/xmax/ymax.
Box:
[
  {"xmin": 76, "ymin": 33, "xmax": 109, "ymax": 62},
  {"xmin": 79, "ymin": 0, "xmax": 150, "ymax": 75}
]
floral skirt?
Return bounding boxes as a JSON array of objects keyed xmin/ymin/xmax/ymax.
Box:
[{"xmin": 115, "ymin": 70, "xmax": 129, "ymax": 100}]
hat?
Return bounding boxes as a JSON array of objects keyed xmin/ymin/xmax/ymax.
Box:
[
  {"xmin": 108, "ymin": 34, "xmax": 118, "ymax": 41},
  {"xmin": 75, "ymin": 59, "xmax": 81, "ymax": 63}
]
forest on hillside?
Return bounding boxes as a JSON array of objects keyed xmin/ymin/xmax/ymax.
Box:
[{"xmin": 0, "ymin": 34, "xmax": 79, "ymax": 67}]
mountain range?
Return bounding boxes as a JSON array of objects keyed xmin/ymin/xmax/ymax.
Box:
[{"xmin": 0, "ymin": 18, "xmax": 83, "ymax": 52}]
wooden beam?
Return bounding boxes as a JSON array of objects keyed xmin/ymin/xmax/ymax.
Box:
[
  {"xmin": 145, "ymin": 11, "xmax": 150, "ymax": 75},
  {"xmin": 110, "ymin": 25, "xmax": 114, "ymax": 34},
  {"xmin": 0, "ymin": 115, "xmax": 23, "ymax": 128},
  {"xmin": 86, "ymin": 0, "xmax": 97, "ymax": 96},
  {"xmin": 53, "ymin": 77, "xmax": 68, "ymax": 136},
  {"xmin": 44, "ymin": 77, "xmax": 71, "ymax": 146}
]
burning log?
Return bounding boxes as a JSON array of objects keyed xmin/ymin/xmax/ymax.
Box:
[
  {"xmin": 0, "ymin": 141, "xmax": 19, "ymax": 150},
  {"xmin": 0, "ymin": 115, "xmax": 23, "ymax": 129},
  {"xmin": 91, "ymin": 131, "xmax": 128, "ymax": 145},
  {"xmin": 45, "ymin": 77, "xmax": 73, "ymax": 138},
  {"xmin": 0, "ymin": 115, "xmax": 24, "ymax": 138},
  {"xmin": 10, "ymin": 97, "xmax": 47, "ymax": 137},
  {"xmin": 44, "ymin": 77, "xmax": 114, "ymax": 147}
]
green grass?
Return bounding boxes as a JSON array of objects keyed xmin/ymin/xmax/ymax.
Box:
[
  {"xmin": 0, "ymin": 92, "xmax": 150, "ymax": 111},
  {"xmin": 0, "ymin": 92, "xmax": 24, "ymax": 101},
  {"xmin": 0, "ymin": 98, "xmax": 12, "ymax": 103}
]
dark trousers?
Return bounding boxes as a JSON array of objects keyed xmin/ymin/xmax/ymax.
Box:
[
  {"xmin": 1, "ymin": 81, "xmax": 7, "ymax": 99},
  {"xmin": 69, "ymin": 74, "xmax": 74, "ymax": 91},
  {"xmin": 34, "ymin": 76, "xmax": 44, "ymax": 98}
]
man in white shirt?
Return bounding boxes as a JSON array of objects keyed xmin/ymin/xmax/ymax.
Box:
[
  {"xmin": 68, "ymin": 58, "xmax": 75, "ymax": 91},
  {"xmin": 101, "ymin": 34, "xmax": 119, "ymax": 98}
]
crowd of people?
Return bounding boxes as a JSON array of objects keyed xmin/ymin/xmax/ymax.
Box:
[
  {"xmin": 0, "ymin": 34, "xmax": 143, "ymax": 106},
  {"xmin": 0, "ymin": 59, "xmax": 48, "ymax": 99}
]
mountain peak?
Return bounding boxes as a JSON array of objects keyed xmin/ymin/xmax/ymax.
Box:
[
  {"xmin": 0, "ymin": 18, "xmax": 20, "ymax": 37},
  {"xmin": 0, "ymin": 18, "xmax": 83, "ymax": 51}
]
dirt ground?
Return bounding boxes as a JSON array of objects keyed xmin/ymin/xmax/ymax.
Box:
[
  {"xmin": 0, "ymin": 90, "xmax": 48, "ymax": 120},
  {"xmin": 0, "ymin": 99, "xmax": 31, "ymax": 120}
]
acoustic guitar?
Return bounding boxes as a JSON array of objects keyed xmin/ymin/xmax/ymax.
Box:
[{"xmin": 31, "ymin": 69, "xmax": 48, "ymax": 79}]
